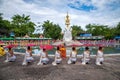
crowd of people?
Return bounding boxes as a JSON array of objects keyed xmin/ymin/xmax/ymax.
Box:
[
  {"xmin": 79, "ymin": 40, "xmax": 117, "ymax": 47},
  {"xmin": 0, "ymin": 43, "xmax": 104, "ymax": 66},
  {"xmin": 1, "ymin": 39, "xmax": 119, "ymax": 48}
]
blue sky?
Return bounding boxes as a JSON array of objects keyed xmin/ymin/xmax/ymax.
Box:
[
  {"xmin": 0, "ymin": 0, "xmax": 120, "ymax": 32},
  {"xmin": 68, "ymin": 0, "xmax": 97, "ymax": 11}
]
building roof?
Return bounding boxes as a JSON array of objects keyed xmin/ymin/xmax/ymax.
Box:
[
  {"xmin": 115, "ymin": 36, "xmax": 120, "ymax": 39},
  {"xmin": 76, "ymin": 36, "xmax": 104, "ymax": 40}
]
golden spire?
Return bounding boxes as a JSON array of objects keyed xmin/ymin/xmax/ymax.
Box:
[{"xmin": 65, "ymin": 12, "xmax": 70, "ymax": 28}]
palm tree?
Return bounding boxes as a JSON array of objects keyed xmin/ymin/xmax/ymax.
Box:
[{"xmin": 11, "ymin": 14, "xmax": 35, "ymax": 37}]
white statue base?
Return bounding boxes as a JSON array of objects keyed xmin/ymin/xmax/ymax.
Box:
[{"xmin": 63, "ymin": 27, "xmax": 72, "ymax": 42}]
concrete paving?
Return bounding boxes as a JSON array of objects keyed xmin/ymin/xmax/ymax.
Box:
[{"xmin": 0, "ymin": 54, "xmax": 120, "ymax": 80}]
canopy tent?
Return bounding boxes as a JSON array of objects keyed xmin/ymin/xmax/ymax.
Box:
[
  {"xmin": 15, "ymin": 37, "xmax": 52, "ymax": 40},
  {"xmin": 0, "ymin": 37, "xmax": 14, "ymax": 40}
]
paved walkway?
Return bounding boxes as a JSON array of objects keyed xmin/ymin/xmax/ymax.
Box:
[{"xmin": 0, "ymin": 54, "xmax": 120, "ymax": 80}]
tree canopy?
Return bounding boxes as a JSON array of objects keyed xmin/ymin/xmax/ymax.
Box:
[
  {"xmin": 86, "ymin": 24, "xmax": 107, "ymax": 36},
  {"xmin": 114, "ymin": 22, "xmax": 120, "ymax": 36},
  {"xmin": 11, "ymin": 14, "xmax": 35, "ymax": 37},
  {"xmin": 85, "ymin": 24, "xmax": 117, "ymax": 39},
  {"xmin": 0, "ymin": 13, "xmax": 11, "ymax": 37},
  {"xmin": 71, "ymin": 25, "xmax": 84, "ymax": 39},
  {"xmin": 42, "ymin": 20, "xmax": 62, "ymax": 40}
]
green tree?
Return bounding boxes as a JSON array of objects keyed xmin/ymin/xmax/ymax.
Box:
[
  {"xmin": 11, "ymin": 14, "xmax": 35, "ymax": 37},
  {"xmin": 71, "ymin": 25, "xmax": 84, "ymax": 38},
  {"xmin": 42, "ymin": 20, "xmax": 62, "ymax": 40},
  {"xmin": 0, "ymin": 13, "xmax": 11, "ymax": 37},
  {"xmin": 103, "ymin": 27, "xmax": 116, "ymax": 39},
  {"xmin": 115, "ymin": 22, "xmax": 120, "ymax": 36},
  {"xmin": 86, "ymin": 24, "xmax": 107, "ymax": 35},
  {"xmin": 85, "ymin": 24, "xmax": 116, "ymax": 39}
]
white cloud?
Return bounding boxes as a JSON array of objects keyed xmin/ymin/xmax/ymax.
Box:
[{"xmin": 0, "ymin": 0, "xmax": 120, "ymax": 31}]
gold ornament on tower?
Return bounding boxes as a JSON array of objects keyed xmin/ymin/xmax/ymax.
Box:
[{"xmin": 65, "ymin": 12, "xmax": 70, "ymax": 28}]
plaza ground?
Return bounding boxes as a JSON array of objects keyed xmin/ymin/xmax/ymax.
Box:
[{"xmin": 0, "ymin": 54, "xmax": 120, "ymax": 80}]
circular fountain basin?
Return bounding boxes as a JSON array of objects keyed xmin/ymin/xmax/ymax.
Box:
[{"xmin": 13, "ymin": 46, "xmax": 120, "ymax": 56}]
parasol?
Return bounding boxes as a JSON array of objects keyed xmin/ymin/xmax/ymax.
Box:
[
  {"xmin": 52, "ymin": 41, "xmax": 64, "ymax": 46},
  {"xmin": 27, "ymin": 43, "xmax": 36, "ymax": 47},
  {"xmin": 5, "ymin": 44, "xmax": 17, "ymax": 48},
  {"xmin": 40, "ymin": 44, "xmax": 53, "ymax": 50}
]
